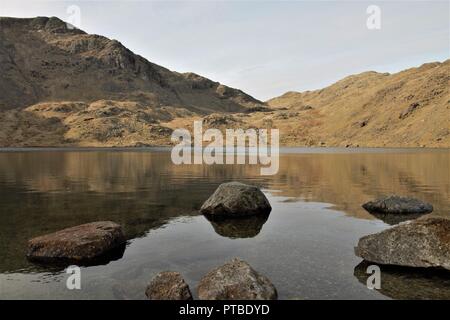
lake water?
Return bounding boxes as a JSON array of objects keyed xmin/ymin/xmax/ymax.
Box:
[{"xmin": 0, "ymin": 148, "xmax": 449, "ymax": 300}]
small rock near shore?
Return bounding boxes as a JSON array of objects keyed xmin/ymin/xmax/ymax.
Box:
[
  {"xmin": 197, "ymin": 258, "xmax": 278, "ymax": 300},
  {"xmin": 355, "ymin": 217, "xmax": 450, "ymax": 270},
  {"xmin": 362, "ymin": 195, "xmax": 433, "ymax": 214},
  {"xmin": 200, "ymin": 182, "xmax": 271, "ymax": 218},
  {"xmin": 145, "ymin": 271, "xmax": 193, "ymax": 300},
  {"xmin": 27, "ymin": 221, "xmax": 126, "ymax": 263}
]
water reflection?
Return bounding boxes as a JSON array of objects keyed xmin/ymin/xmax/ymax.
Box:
[
  {"xmin": 27, "ymin": 243, "xmax": 127, "ymax": 273},
  {"xmin": 204, "ymin": 214, "xmax": 270, "ymax": 239},
  {"xmin": 367, "ymin": 212, "xmax": 428, "ymax": 225},
  {"xmin": 354, "ymin": 261, "xmax": 450, "ymax": 300},
  {"xmin": 0, "ymin": 148, "xmax": 449, "ymax": 299}
]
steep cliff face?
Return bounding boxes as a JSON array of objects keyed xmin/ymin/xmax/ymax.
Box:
[{"xmin": 0, "ymin": 16, "xmax": 264, "ymax": 113}]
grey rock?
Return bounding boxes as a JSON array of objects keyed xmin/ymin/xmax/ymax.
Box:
[
  {"xmin": 27, "ymin": 221, "xmax": 125, "ymax": 263},
  {"xmin": 200, "ymin": 182, "xmax": 271, "ymax": 218},
  {"xmin": 355, "ymin": 217, "xmax": 450, "ymax": 270},
  {"xmin": 197, "ymin": 258, "xmax": 277, "ymax": 300},
  {"xmin": 145, "ymin": 271, "xmax": 192, "ymax": 300},
  {"xmin": 362, "ymin": 195, "xmax": 433, "ymax": 214}
]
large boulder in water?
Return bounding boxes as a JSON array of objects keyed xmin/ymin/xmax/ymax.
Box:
[
  {"xmin": 200, "ymin": 182, "xmax": 271, "ymax": 218},
  {"xmin": 197, "ymin": 258, "xmax": 277, "ymax": 300},
  {"xmin": 145, "ymin": 271, "xmax": 193, "ymax": 300},
  {"xmin": 355, "ymin": 217, "xmax": 450, "ymax": 270},
  {"xmin": 27, "ymin": 221, "xmax": 126, "ymax": 264},
  {"xmin": 362, "ymin": 195, "xmax": 433, "ymax": 214}
]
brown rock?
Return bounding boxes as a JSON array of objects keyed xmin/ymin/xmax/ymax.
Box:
[
  {"xmin": 27, "ymin": 221, "xmax": 126, "ymax": 263},
  {"xmin": 197, "ymin": 258, "xmax": 277, "ymax": 300},
  {"xmin": 145, "ymin": 271, "xmax": 192, "ymax": 300},
  {"xmin": 355, "ymin": 217, "xmax": 450, "ymax": 270}
]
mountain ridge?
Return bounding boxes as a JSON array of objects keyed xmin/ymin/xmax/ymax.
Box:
[
  {"xmin": 0, "ymin": 16, "xmax": 448, "ymax": 147},
  {"xmin": 0, "ymin": 16, "xmax": 264, "ymax": 113}
]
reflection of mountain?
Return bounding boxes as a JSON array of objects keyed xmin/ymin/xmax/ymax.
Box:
[
  {"xmin": 0, "ymin": 150, "xmax": 448, "ymax": 272},
  {"xmin": 354, "ymin": 261, "xmax": 450, "ymax": 300},
  {"xmin": 204, "ymin": 214, "xmax": 269, "ymax": 239}
]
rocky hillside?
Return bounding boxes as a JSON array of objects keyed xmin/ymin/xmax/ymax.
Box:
[
  {"xmin": 0, "ymin": 17, "xmax": 263, "ymax": 113},
  {"xmin": 0, "ymin": 16, "xmax": 448, "ymax": 147},
  {"xmin": 266, "ymin": 60, "xmax": 449, "ymax": 147}
]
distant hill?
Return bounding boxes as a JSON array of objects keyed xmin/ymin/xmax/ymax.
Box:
[{"xmin": 264, "ymin": 60, "xmax": 450, "ymax": 147}]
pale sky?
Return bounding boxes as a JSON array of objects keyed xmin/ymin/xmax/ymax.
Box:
[{"xmin": 1, "ymin": 0, "xmax": 449, "ymax": 100}]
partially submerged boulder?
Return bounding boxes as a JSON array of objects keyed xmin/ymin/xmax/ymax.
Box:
[
  {"xmin": 27, "ymin": 221, "xmax": 126, "ymax": 264},
  {"xmin": 362, "ymin": 195, "xmax": 433, "ymax": 214},
  {"xmin": 145, "ymin": 271, "xmax": 192, "ymax": 300},
  {"xmin": 355, "ymin": 217, "xmax": 450, "ymax": 270},
  {"xmin": 200, "ymin": 182, "xmax": 271, "ymax": 218},
  {"xmin": 197, "ymin": 258, "xmax": 277, "ymax": 300}
]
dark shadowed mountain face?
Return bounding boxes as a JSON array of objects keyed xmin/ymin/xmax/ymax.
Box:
[{"xmin": 0, "ymin": 16, "xmax": 264, "ymax": 113}]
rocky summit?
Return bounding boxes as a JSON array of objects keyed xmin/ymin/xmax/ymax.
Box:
[
  {"xmin": 27, "ymin": 221, "xmax": 126, "ymax": 263},
  {"xmin": 0, "ymin": 16, "xmax": 264, "ymax": 147},
  {"xmin": 200, "ymin": 182, "xmax": 272, "ymax": 218},
  {"xmin": 355, "ymin": 217, "xmax": 450, "ymax": 270},
  {"xmin": 0, "ymin": 17, "xmax": 263, "ymax": 112}
]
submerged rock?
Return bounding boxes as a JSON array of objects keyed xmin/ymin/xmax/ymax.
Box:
[
  {"xmin": 197, "ymin": 258, "xmax": 277, "ymax": 300},
  {"xmin": 145, "ymin": 271, "xmax": 192, "ymax": 300},
  {"xmin": 27, "ymin": 221, "xmax": 126, "ymax": 264},
  {"xmin": 205, "ymin": 213, "xmax": 269, "ymax": 239},
  {"xmin": 200, "ymin": 182, "xmax": 271, "ymax": 218},
  {"xmin": 362, "ymin": 195, "xmax": 433, "ymax": 214},
  {"xmin": 355, "ymin": 217, "xmax": 450, "ymax": 270}
]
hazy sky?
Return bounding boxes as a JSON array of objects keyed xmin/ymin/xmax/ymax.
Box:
[{"xmin": 1, "ymin": 0, "xmax": 449, "ymax": 100}]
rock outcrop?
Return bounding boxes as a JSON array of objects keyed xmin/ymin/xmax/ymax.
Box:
[
  {"xmin": 145, "ymin": 271, "xmax": 193, "ymax": 300},
  {"xmin": 197, "ymin": 258, "xmax": 277, "ymax": 300},
  {"xmin": 27, "ymin": 221, "xmax": 126, "ymax": 263},
  {"xmin": 355, "ymin": 217, "xmax": 450, "ymax": 270},
  {"xmin": 362, "ymin": 195, "xmax": 433, "ymax": 214},
  {"xmin": 0, "ymin": 17, "xmax": 264, "ymax": 112},
  {"xmin": 200, "ymin": 182, "xmax": 272, "ymax": 218}
]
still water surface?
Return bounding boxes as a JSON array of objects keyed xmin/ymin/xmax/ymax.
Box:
[{"xmin": 0, "ymin": 148, "xmax": 449, "ymax": 299}]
